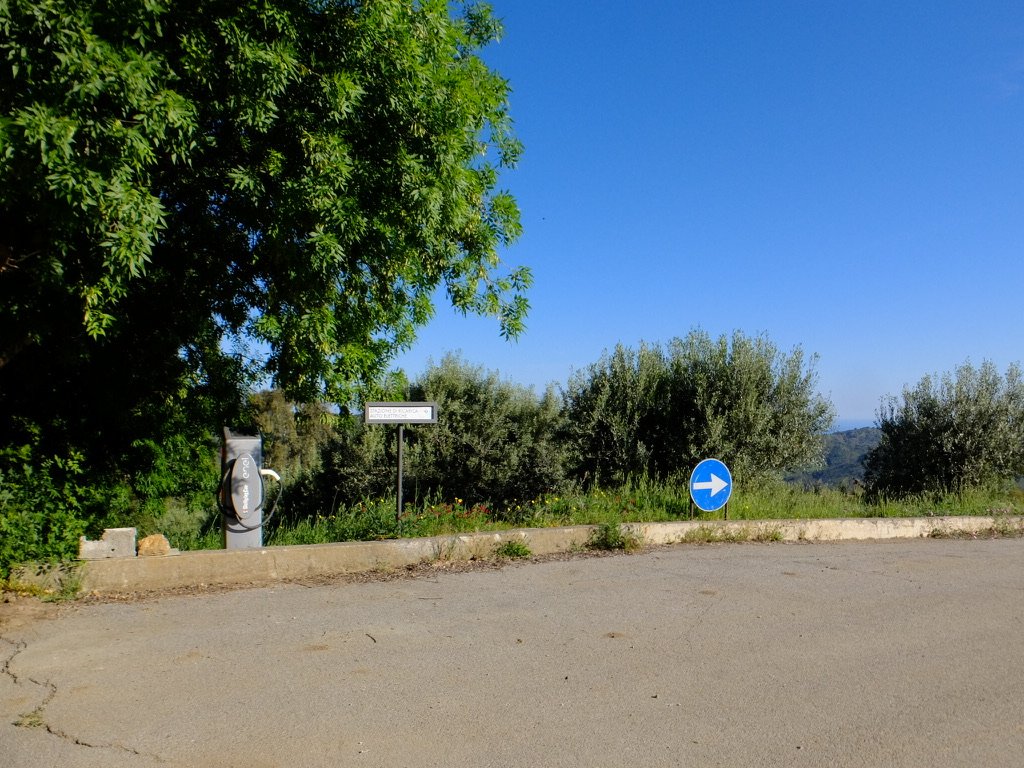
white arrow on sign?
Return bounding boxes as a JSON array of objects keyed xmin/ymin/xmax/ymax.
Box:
[{"xmin": 693, "ymin": 473, "xmax": 729, "ymax": 497}]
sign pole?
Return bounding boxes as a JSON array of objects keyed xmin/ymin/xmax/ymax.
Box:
[
  {"xmin": 363, "ymin": 402, "xmax": 437, "ymax": 534},
  {"xmin": 396, "ymin": 424, "xmax": 404, "ymax": 527}
]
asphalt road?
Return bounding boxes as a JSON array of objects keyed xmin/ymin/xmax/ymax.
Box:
[{"xmin": 3, "ymin": 538, "xmax": 1023, "ymax": 767}]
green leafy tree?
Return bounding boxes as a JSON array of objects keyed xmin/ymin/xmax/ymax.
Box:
[
  {"xmin": 864, "ymin": 361, "xmax": 1024, "ymax": 498},
  {"xmin": 0, "ymin": 1, "xmax": 526, "ymax": 539},
  {"xmin": 561, "ymin": 330, "xmax": 834, "ymax": 486},
  {"xmin": 665, "ymin": 331, "xmax": 834, "ymax": 482},
  {"xmin": 279, "ymin": 356, "xmax": 566, "ymax": 523},
  {"xmin": 558, "ymin": 343, "xmax": 670, "ymax": 486},
  {"xmin": 281, "ymin": 412, "xmax": 394, "ymax": 525},
  {"xmin": 405, "ymin": 354, "xmax": 565, "ymax": 508},
  {"xmin": 0, "ymin": 446, "xmax": 90, "ymax": 577},
  {"xmin": 250, "ymin": 389, "xmax": 335, "ymax": 483}
]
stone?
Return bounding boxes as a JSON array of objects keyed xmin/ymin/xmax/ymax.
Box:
[
  {"xmin": 79, "ymin": 528, "xmax": 137, "ymax": 560},
  {"xmin": 137, "ymin": 534, "xmax": 172, "ymax": 557}
]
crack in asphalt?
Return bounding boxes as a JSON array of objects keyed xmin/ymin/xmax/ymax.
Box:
[
  {"xmin": 41, "ymin": 720, "xmax": 170, "ymax": 761},
  {"xmin": 3, "ymin": 634, "xmax": 64, "ymax": 747},
  {"xmin": 2, "ymin": 633, "xmax": 170, "ymax": 763},
  {"xmin": 2, "ymin": 633, "xmax": 53, "ymax": 726},
  {"xmin": 1, "ymin": 634, "xmax": 23, "ymax": 678},
  {"xmin": 681, "ymin": 592, "xmax": 719, "ymax": 658}
]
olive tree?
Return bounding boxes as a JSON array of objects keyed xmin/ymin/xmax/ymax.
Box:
[
  {"xmin": 558, "ymin": 343, "xmax": 670, "ymax": 486},
  {"xmin": 864, "ymin": 361, "xmax": 1024, "ymax": 498},
  {"xmin": 287, "ymin": 355, "xmax": 564, "ymax": 520},
  {"xmin": 665, "ymin": 331, "xmax": 834, "ymax": 482},
  {"xmin": 561, "ymin": 330, "xmax": 834, "ymax": 486},
  {"xmin": 405, "ymin": 354, "xmax": 565, "ymax": 508}
]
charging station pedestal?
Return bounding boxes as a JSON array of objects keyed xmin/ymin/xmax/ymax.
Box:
[{"xmin": 220, "ymin": 427, "xmax": 269, "ymax": 550}]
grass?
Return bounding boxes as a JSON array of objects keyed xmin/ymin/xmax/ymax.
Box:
[
  {"xmin": 167, "ymin": 480, "xmax": 1024, "ymax": 552},
  {"xmin": 727, "ymin": 482, "xmax": 1024, "ymax": 521},
  {"xmin": 7, "ymin": 479, "xmax": 1020, "ymax": 605},
  {"xmin": 3, "ymin": 562, "xmax": 83, "ymax": 602},
  {"xmin": 927, "ymin": 512, "xmax": 1024, "ymax": 539},
  {"xmin": 493, "ymin": 538, "xmax": 532, "ymax": 559},
  {"xmin": 680, "ymin": 524, "xmax": 785, "ymax": 545},
  {"xmin": 14, "ymin": 708, "xmax": 46, "ymax": 729},
  {"xmin": 587, "ymin": 522, "xmax": 643, "ymax": 552}
]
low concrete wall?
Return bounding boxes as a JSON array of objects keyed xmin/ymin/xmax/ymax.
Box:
[
  {"xmin": 78, "ymin": 527, "xmax": 595, "ymax": 594},
  {"xmin": 78, "ymin": 516, "xmax": 1017, "ymax": 595},
  {"xmin": 629, "ymin": 515, "xmax": 1010, "ymax": 545}
]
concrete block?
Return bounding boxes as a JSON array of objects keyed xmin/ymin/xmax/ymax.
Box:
[{"xmin": 79, "ymin": 527, "xmax": 137, "ymax": 560}]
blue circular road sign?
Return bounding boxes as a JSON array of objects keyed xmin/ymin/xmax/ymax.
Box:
[{"xmin": 689, "ymin": 458, "xmax": 733, "ymax": 512}]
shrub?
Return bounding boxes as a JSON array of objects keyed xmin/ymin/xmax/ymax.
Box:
[
  {"xmin": 404, "ymin": 354, "xmax": 566, "ymax": 508},
  {"xmin": 587, "ymin": 522, "xmax": 642, "ymax": 551},
  {"xmin": 561, "ymin": 330, "xmax": 834, "ymax": 487},
  {"xmin": 493, "ymin": 539, "xmax": 532, "ymax": 559},
  {"xmin": 0, "ymin": 446, "xmax": 90, "ymax": 577},
  {"xmin": 281, "ymin": 414, "xmax": 394, "ymax": 525},
  {"xmin": 864, "ymin": 361, "xmax": 1024, "ymax": 498}
]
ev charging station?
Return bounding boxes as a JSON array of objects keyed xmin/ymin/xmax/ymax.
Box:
[{"xmin": 218, "ymin": 427, "xmax": 281, "ymax": 549}]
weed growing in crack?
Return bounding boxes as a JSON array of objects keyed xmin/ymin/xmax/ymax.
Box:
[
  {"xmin": 588, "ymin": 523, "xmax": 643, "ymax": 552},
  {"xmin": 680, "ymin": 525, "xmax": 783, "ymax": 544},
  {"xmin": 493, "ymin": 539, "xmax": 531, "ymax": 559},
  {"xmin": 15, "ymin": 708, "xmax": 45, "ymax": 728},
  {"xmin": 929, "ymin": 516, "xmax": 1024, "ymax": 539}
]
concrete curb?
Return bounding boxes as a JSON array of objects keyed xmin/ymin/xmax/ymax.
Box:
[{"xmin": 74, "ymin": 515, "xmax": 1022, "ymax": 595}]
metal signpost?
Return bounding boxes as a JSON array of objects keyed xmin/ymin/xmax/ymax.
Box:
[
  {"xmin": 689, "ymin": 457, "xmax": 734, "ymax": 517},
  {"xmin": 364, "ymin": 402, "xmax": 439, "ymax": 524}
]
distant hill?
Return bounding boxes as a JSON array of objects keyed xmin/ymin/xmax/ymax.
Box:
[{"xmin": 786, "ymin": 427, "xmax": 882, "ymax": 488}]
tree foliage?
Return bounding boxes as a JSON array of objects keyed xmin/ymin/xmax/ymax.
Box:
[
  {"xmin": 864, "ymin": 361, "xmax": 1024, "ymax": 498},
  {"xmin": 281, "ymin": 411, "xmax": 393, "ymax": 524},
  {"xmin": 250, "ymin": 389, "xmax": 334, "ymax": 483},
  {"xmin": 0, "ymin": 0, "xmax": 527, "ymax": 473},
  {"xmin": 282, "ymin": 355, "xmax": 565, "ymax": 521},
  {"xmin": 406, "ymin": 354, "xmax": 565, "ymax": 507},
  {"xmin": 561, "ymin": 330, "xmax": 834, "ymax": 486},
  {"xmin": 0, "ymin": 0, "xmax": 528, "ymax": 562},
  {"xmin": 559, "ymin": 342, "xmax": 668, "ymax": 486}
]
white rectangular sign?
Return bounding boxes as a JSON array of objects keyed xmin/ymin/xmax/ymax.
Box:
[{"xmin": 363, "ymin": 401, "xmax": 439, "ymax": 424}]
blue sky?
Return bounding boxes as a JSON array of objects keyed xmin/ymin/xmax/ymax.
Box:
[{"xmin": 396, "ymin": 0, "xmax": 1024, "ymax": 425}]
